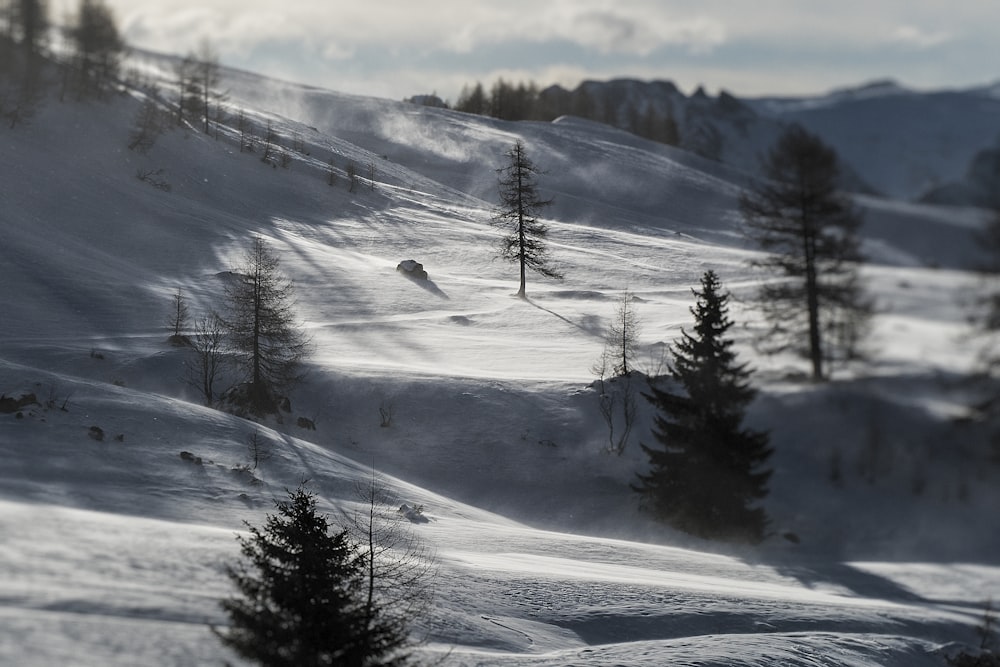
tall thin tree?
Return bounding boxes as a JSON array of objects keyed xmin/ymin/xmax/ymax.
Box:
[
  {"xmin": 492, "ymin": 139, "xmax": 561, "ymax": 298},
  {"xmin": 224, "ymin": 236, "xmax": 309, "ymax": 414},
  {"xmin": 634, "ymin": 270, "xmax": 772, "ymax": 543},
  {"xmin": 193, "ymin": 38, "xmax": 225, "ymax": 135},
  {"xmin": 68, "ymin": 0, "xmax": 124, "ymax": 98},
  {"xmin": 13, "ymin": 0, "xmax": 46, "ymax": 58},
  {"xmin": 740, "ymin": 124, "xmax": 871, "ymax": 380}
]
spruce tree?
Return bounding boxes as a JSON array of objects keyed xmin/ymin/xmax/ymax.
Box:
[
  {"xmin": 634, "ymin": 270, "xmax": 772, "ymax": 543},
  {"xmin": 216, "ymin": 487, "xmax": 411, "ymax": 666}
]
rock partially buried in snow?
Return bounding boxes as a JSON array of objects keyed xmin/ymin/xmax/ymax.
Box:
[{"xmin": 396, "ymin": 259, "xmax": 428, "ymax": 280}]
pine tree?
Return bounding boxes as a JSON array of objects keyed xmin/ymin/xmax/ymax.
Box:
[
  {"xmin": 215, "ymin": 487, "xmax": 411, "ymax": 666},
  {"xmin": 634, "ymin": 270, "xmax": 772, "ymax": 543},
  {"xmin": 492, "ymin": 139, "xmax": 561, "ymax": 298}
]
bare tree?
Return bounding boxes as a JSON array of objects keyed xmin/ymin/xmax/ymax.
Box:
[
  {"xmin": 326, "ymin": 154, "xmax": 338, "ymax": 186},
  {"xmin": 192, "ymin": 38, "xmax": 226, "ymax": 135},
  {"xmin": 166, "ymin": 288, "xmax": 189, "ymax": 343},
  {"xmin": 245, "ymin": 429, "xmax": 272, "ymax": 472},
  {"xmin": 128, "ymin": 95, "xmax": 168, "ymax": 153},
  {"xmin": 740, "ymin": 124, "xmax": 871, "ymax": 380},
  {"xmin": 492, "ymin": 139, "xmax": 561, "ymax": 298},
  {"xmin": 590, "ymin": 290, "xmax": 642, "ymax": 454},
  {"xmin": 346, "ymin": 160, "xmax": 358, "ymax": 192},
  {"xmin": 224, "ymin": 236, "xmax": 309, "ymax": 414},
  {"xmin": 592, "ymin": 353, "xmax": 638, "ymax": 455},
  {"xmin": 260, "ymin": 120, "xmax": 279, "ymax": 166},
  {"xmin": 348, "ymin": 471, "xmax": 434, "ymax": 658},
  {"xmin": 185, "ymin": 311, "xmax": 227, "ymax": 406},
  {"xmin": 605, "ymin": 290, "xmax": 641, "ymax": 377},
  {"xmin": 236, "ymin": 108, "xmax": 255, "ymax": 152},
  {"xmin": 171, "ymin": 54, "xmax": 198, "ymax": 126}
]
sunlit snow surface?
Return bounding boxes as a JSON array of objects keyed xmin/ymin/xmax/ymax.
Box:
[{"xmin": 1, "ymin": 57, "xmax": 997, "ymax": 666}]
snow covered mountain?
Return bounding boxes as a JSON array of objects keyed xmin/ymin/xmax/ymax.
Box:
[{"xmin": 1, "ymin": 53, "xmax": 998, "ymax": 666}]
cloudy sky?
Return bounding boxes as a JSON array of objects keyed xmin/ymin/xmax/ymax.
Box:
[{"xmin": 55, "ymin": 1, "xmax": 1000, "ymax": 102}]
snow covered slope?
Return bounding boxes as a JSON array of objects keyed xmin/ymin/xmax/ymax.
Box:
[{"xmin": 1, "ymin": 58, "xmax": 997, "ymax": 666}]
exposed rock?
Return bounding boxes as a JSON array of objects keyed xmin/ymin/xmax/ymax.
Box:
[
  {"xmin": 397, "ymin": 259, "xmax": 428, "ymax": 280},
  {"xmin": 0, "ymin": 393, "xmax": 37, "ymax": 413}
]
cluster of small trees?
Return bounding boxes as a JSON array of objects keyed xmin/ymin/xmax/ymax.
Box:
[
  {"xmin": 0, "ymin": 0, "xmax": 125, "ymax": 127},
  {"xmin": 453, "ymin": 77, "xmax": 680, "ymax": 146}
]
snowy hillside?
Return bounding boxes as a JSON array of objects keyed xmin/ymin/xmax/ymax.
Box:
[{"xmin": 1, "ymin": 55, "xmax": 998, "ymax": 666}]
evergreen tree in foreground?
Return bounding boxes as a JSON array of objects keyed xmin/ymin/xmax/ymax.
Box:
[
  {"xmin": 215, "ymin": 487, "xmax": 411, "ymax": 666},
  {"xmin": 634, "ymin": 270, "xmax": 772, "ymax": 543}
]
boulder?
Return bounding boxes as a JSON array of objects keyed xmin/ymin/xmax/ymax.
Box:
[{"xmin": 396, "ymin": 259, "xmax": 428, "ymax": 280}]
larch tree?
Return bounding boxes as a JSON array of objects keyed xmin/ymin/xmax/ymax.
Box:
[
  {"xmin": 12, "ymin": 0, "xmax": 47, "ymax": 58},
  {"xmin": 634, "ymin": 270, "xmax": 772, "ymax": 543},
  {"xmin": 192, "ymin": 38, "xmax": 226, "ymax": 135},
  {"xmin": 492, "ymin": 139, "xmax": 561, "ymax": 298},
  {"xmin": 605, "ymin": 289, "xmax": 641, "ymax": 377},
  {"xmin": 224, "ymin": 236, "xmax": 309, "ymax": 415},
  {"xmin": 166, "ymin": 288, "xmax": 189, "ymax": 343},
  {"xmin": 68, "ymin": 0, "xmax": 124, "ymax": 99},
  {"xmin": 740, "ymin": 124, "xmax": 871, "ymax": 381},
  {"xmin": 215, "ymin": 487, "xmax": 412, "ymax": 666}
]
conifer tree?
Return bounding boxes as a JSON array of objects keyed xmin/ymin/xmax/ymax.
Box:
[
  {"xmin": 634, "ymin": 270, "xmax": 772, "ymax": 543},
  {"xmin": 224, "ymin": 236, "xmax": 309, "ymax": 414},
  {"xmin": 492, "ymin": 139, "xmax": 561, "ymax": 298},
  {"xmin": 740, "ymin": 124, "xmax": 870, "ymax": 380},
  {"xmin": 216, "ymin": 487, "xmax": 411, "ymax": 666},
  {"xmin": 68, "ymin": 0, "xmax": 124, "ymax": 98}
]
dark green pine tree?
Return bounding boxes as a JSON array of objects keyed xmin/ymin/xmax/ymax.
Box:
[
  {"xmin": 634, "ymin": 270, "xmax": 773, "ymax": 543},
  {"xmin": 215, "ymin": 487, "xmax": 410, "ymax": 667}
]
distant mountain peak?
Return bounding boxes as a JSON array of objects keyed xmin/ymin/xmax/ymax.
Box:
[{"xmin": 827, "ymin": 78, "xmax": 910, "ymax": 101}]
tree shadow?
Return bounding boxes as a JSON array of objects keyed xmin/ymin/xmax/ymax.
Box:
[
  {"xmin": 524, "ymin": 296, "xmax": 604, "ymax": 337},
  {"xmin": 764, "ymin": 557, "xmax": 928, "ymax": 603}
]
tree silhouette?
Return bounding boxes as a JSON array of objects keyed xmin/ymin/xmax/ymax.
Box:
[
  {"xmin": 492, "ymin": 140, "xmax": 561, "ymax": 298},
  {"xmin": 634, "ymin": 270, "xmax": 772, "ymax": 543},
  {"xmin": 740, "ymin": 124, "xmax": 871, "ymax": 380},
  {"xmin": 216, "ymin": 487, "xmax": 411, "ymax": 666},
  {"xmin": 224, "ymin": 236, "xmax": 309, "ymax": 414}
]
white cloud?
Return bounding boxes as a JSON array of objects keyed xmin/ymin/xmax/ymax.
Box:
[
  {"xmin": 47, "ymin": 0, "xmax": 1000, "ymax": 101},
  {"xmin": 891, "ymin": 25, "xmax": 952, "ymax": 49},
  {"xmin": 566, "ymin": 10, "xmax": 726, "ymax": 56}
]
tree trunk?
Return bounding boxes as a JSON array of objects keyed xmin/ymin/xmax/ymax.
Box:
[
  {"xmin": 803, "ymin": 228, "xmax": 823, "ymax": 380},
  {"xmin": 516, "ymin": 151, "xmax": 527, "ymax": 298}
]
